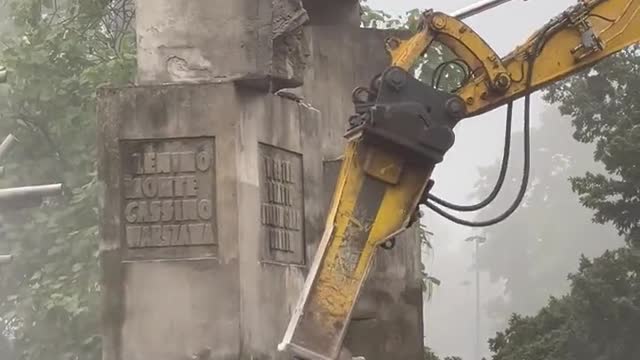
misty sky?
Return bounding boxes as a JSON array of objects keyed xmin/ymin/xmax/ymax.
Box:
[{"xmin": 367, "ymin": 1, "xmax": 576, "ymax": 358}]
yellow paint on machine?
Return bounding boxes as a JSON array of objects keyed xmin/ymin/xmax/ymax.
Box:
[
  {"xmin": 389, "ymin": 0, "xmax": 640, "ymax": 117},
  {"xmin": 283, "ymin": 2, "xmax": 640, "ymax": 358},
  {"xmin": 280, "ymin": 139, "xmax": 432, "ymax": 360}
]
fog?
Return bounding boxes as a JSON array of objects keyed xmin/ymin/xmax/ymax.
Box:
[
  {"xmin": 0, "ymin": 1, "xmax": 631, "ymax": 359},
  {"xmin": 369, "ymin": 1, "xmax": 624, "ymax": 359}
]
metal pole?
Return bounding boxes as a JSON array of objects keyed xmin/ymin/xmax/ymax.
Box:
[
  {"xmin": 0, "ymin": 134, "xmax": 18, "ymax": 161},
  {"xmin": 0, "ymin": 255, "xmax": 12, "ymax": 265},
  {"xmin": 452, "ymin": 0, "xmax": 518, "ymax": 20},
  {"xmin": 475, "ymin": 240, "xmax": 480, "ymax": 360},
  {"xmin": 465, "ymin": 235, "xmax": 486, "ymax": 360},
  {"xmin": 0, "ymin": 184, "xmax": 63, "ymax": 202}
]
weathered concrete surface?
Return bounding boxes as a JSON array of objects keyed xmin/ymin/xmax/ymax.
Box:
[
  {"xmin": 97, "ymin": 83, "xmax": 322, "ymax": 360},
  {"xmin": 233, "ymin": 87, "xmax": 324, "ymax": 358},
  {"xmin": 101, "ymin": 1, "xmax": 425, "ymax": 359},
  {"xmin": 302, "ymin": 0, "xmax": 361, "ymax": 25},
  {"xmin": 135, "ymin": 0, "xmax": 310, "ymax": 90},
  {"xmin": 301, "ymin": 27, "xmax": 408, "ymax": 158}
]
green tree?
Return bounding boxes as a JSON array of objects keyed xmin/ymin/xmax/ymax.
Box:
[
  {"xmin": 488, "ymin": 42, "xmax": 640, "ymax": 360},
  {"xmin": 489, "ymin": 248, "xmax": 640, "ymax": 360},
  {"xmin": 544, "ymin": 47, "xmax": 640, "ymax": 249},
  {"xmin": 424, "ymin": 346, "xmax": 463, "ymax": 360},
  {"xmin": 360, "ymin": 0, "xmax": 400, "ymax": 29},
  {"xmin": 0, "ymin": 0, "xmax": 134, "ymax": 359}
]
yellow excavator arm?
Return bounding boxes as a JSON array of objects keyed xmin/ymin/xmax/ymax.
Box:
[
  {"xmin": 391, "ymin": 0, "xmax": 640, "ymax": 117},
  {"xmin": 279, "ymin": 1, "xmax": 640, "ymax": 359}
]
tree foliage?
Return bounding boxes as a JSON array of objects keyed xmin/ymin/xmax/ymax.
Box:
[
  {"xmin": 425, "ymin": 346, "xmax": 463, "ymax": 360},
  {"xmin": 488, "ymin": 40, "xmax": 640, "ymax": 360},
  {"xmin": 0, "ymin": 0, "xmax": 134, "ymax": 359},
  {"xmin": 490, "ymin": 248, "xmax": 640, "ymax": 360},
  {"xmin": 544, "ymin": 47, "xmax": 640, "ymax": 249},
  {"xmin": 360, "ymin": 0, "xmax": 400, "ymax": 29}
]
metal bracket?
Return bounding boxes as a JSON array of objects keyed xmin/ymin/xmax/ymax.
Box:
[
  {"xmin": 385, "ymin": 10, "xmax": 511, "ymax": 93},
  {"xmin": 565, "ymin": 3, "xmax": 605, "ymax": 61},
  {"xmin": 571, "ymin": 18, "xmax": 605, "ymax": 61},
  {"xmin": 348, "ymin": 67, "xmax": 463, "ymax": 164}
]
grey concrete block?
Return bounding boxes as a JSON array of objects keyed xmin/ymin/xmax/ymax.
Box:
[
  {"xmin": 98, "ymin": 82, "xmax": 323, "ymax": 360},
  {"xmin": 100, "ymin": 7, "xmax": 424, "ymax": 359},
  {"xmin": 135, "ymin": 0, "xmax": 310, "ymax": 90}
]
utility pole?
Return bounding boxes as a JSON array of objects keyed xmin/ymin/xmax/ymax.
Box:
[
  {"xmin": 0, "ymin": 66, "xmax": 7, "ymax": 83},
  {"xmin": 465, "ymin": 235, "xmax": 487, "ymax": 360},
  {"xmin": 452, "ymin": 0, "xmax": 520, "ymax": 20}
]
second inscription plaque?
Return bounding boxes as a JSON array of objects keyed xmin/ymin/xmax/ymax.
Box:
[{"xmin": 259, "ymin": 144, "xmax": 305, "ymax": 265}]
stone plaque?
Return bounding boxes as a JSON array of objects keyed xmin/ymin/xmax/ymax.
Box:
[
  {"xmin": 120, "ymin": 138, "xmax": 217, "ymax": 260},
  {"xmin": 259, "ymin": 144, "xmax": 305, "ymax": 265}
]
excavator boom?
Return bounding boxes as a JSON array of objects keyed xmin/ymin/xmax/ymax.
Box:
[{"xmin": 279, "ymin": 1, "xmax": 640, "ymax": 359}]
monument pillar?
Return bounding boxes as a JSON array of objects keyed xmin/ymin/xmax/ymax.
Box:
[{"xmin": 98, "ymin": 1, "xmax": 424, "ymax": 359}]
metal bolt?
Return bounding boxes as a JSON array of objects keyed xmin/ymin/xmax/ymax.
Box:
[
  {"xmin": 381, "ymin": 238, "xmax": 396, "ymax": 250},
  {"xmin": 386, "ymin": 37, "xmax": 401, "ymax": 51},
  {"xmin": 466, "ymin": 97, "xmax": 475, "ymax": 105},
  {"xmin": 431, "ymin": 14, "xmax": 447, "ymax": 30},
  {"xmin": 386, "ymin": 68, "xmax": 407, "ymax": 91},
  {"xmin": 446, "ymin": 97, "xmax": 467, "ymax": 119},
  {"xmin": 494, "ymin": 73, "xmax": 511, "ymax": 91}
]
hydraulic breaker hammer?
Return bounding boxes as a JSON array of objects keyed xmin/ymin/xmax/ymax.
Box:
[
  {"xmin": 278, "ymin": 66, "xmax": 465, "ymax": 360},
  {"xmin": 280, "ymin": 0, "xmax": 640, "ymax": 357}
]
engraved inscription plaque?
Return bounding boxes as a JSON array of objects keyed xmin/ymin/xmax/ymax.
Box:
[
  {"xmin": 259, "ymin": 144, "xmax": 305, "ymax": 265},
  {"xmin": 120, "ymin": 138, "xmax": 217, "ymax": 259}
]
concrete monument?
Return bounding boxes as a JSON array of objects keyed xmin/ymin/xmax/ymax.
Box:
[{"xmin": 98, "ymin": 1, "xmax": 424, "ymax": 359}]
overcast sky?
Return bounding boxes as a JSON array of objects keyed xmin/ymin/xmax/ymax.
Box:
[{"xmin": 365, "ymin": 1, "xmax": 576, "ymax": 358}]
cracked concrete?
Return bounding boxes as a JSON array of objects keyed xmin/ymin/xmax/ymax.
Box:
[{"xmin": 273, "ymin": 0, "xmax": 309, "ymax": 38}]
